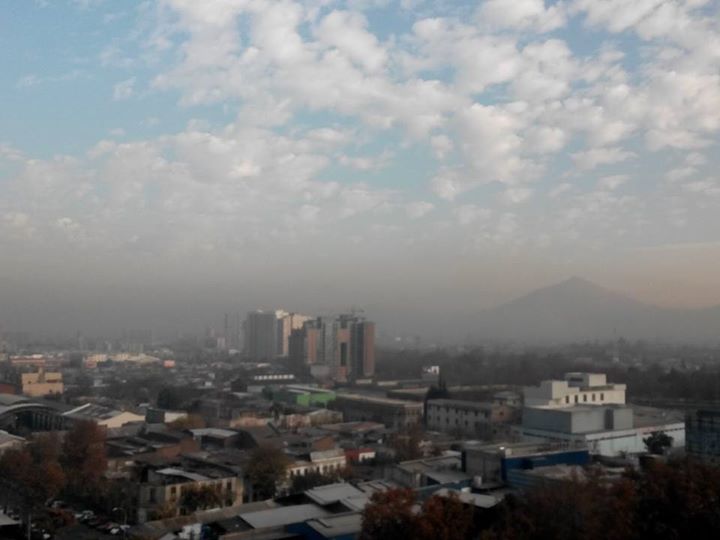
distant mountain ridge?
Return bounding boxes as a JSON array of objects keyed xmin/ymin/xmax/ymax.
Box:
[{"xmin": 473, "ymin": 277, "xmax": 720, "ymax": 344}]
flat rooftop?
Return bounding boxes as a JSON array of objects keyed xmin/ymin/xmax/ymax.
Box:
[
  {"xmin": 305, "ymin": 483, "xmax": 365, "ymax": 506},
  {"xmin": 465, "ymin": 441, "xmax": 587, "ymax": 457},
  {"xmin": 190, "ymin": 428, "xmax": 238, "ymax": 439},
  {"xmin": 427, "ymin": 399, "xmax": 495, "ymax": 411},
  {"xmin": 239, "ymin": 504, "xmax": 331, "ymax": 529},
  {"xmin": 304, "ymin": 513, "xmax": 362, "ymax": 537},
  {"xmin": 334, "ymin": 393, "xmax": 423, "ymax": 407},
  {"xmin": 631, "ymin": 405, "xmax": 684, "ymax": 427}
]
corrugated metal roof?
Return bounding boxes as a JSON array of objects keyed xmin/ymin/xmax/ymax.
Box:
[{"xmin": 239, "ymin": 504, "xmax": 331, "ymax": 529}]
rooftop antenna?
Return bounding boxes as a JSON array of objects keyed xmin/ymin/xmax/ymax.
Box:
[{"xmin": 613, "ymin": 328, "xmax": 620, "ymax": 363}]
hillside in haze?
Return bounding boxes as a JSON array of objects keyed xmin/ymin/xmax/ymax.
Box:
[{"xmin": 474, "ymin": 277, "xmax": 720, "ymax": 344}]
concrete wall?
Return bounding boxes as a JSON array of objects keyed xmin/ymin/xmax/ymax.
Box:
[
  {"xmin": 518, "ymin": 422, "xmax": 686, "ymax": 457},
  {"xmin": 523, "ymin": 406, "xmax": 633, "ymax": 435}
]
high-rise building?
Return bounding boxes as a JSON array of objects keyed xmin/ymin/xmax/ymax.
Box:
[
  {"xmin": 223, "ymin": 312, "xmax": 242, "ymax": 351},
  {"xmin": 289, "ymin": 314, "xmax": 375, "ymax": 381},
  {"xmin": 275, "ymin": 311, "xmax": 312, "ymax": 358},
  {"xmin": 335, "ymin": 314, "xmax": 375, "ymax": 380},
  {"xmin": 244, "ymin": 311, "xmax": 279, "ymax": 360},
  {"xmin": 351, "ymin": 320, "xmax": 375, "ymax": 379}
]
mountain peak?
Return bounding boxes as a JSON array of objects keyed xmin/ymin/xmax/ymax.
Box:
[
  {"xmin": 474, "ymin": 277, "xmax": 720, "ymax": 343},
  {"xmin": 534, "ymin": 276, "xmax": 611, "ymax": 298},
  {"xmin": 557, "ymin": 276, "xmax": 600, "ymax": 289}
]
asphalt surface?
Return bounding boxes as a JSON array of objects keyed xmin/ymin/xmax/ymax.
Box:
[{"xmin": 54, "ymin": 524, "xmax": 121, "ymax": 539}]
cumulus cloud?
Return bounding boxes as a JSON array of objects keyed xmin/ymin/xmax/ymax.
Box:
[
  {"xmin": 3, "ymin": 0, "xmax": 720, "ymax": 328},
  {"xmin": 477, "ymin": 0, "xmax": 567, "ymax": 32},
  {"xmin": 572, "ymin": 147, "xmax": 636, "ymax": 171},
  {"xmin": 112, "ymin": 77, "xmax": 136, "ymax": 100}
]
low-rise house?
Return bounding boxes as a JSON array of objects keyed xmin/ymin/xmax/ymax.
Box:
[
  {"xmin": 331, "ymin": 393, "xmax": 423, "ymax": 429},
  {"xmin": 344, "ymin": 447, "xmax": 376, "ymax": 464},
  {"xmin": 106, "ymin": 428, "xmax": 201, "ymax": 477},
  {"xmin": 493, "ymin": 390, "xmax": 522, "ymax": 408},
  {"xmin": 426, "ymin": 399, "xmax": 514, "ymax": 437},
  {"xmin": 388, "ymin": 453, "xmax": 470, "ymax": 489},
  {"xmin": 274, "ymin": 386, "xmax": 336, "ymax": 407},
  {"xmin": 190, "ymin": 428, "xmax": 242, "ymax": 450},
  {"xmin": 63, "ymin": 403, "xmax": 145, "ymax": 429},
  {"xmin": 135, "ymin": 457, "xmax": 244, "ymax": 523},
  {"xmin": 21, "ymin": 368, "xmax": 63, "ymax": 397},
  {"xmin": 462, "ymin": 441, "xmax": 590, "ymax": 488},
  {"xmin": 287, "ymin": 448, "xmax": 347, "ymax": 479}
]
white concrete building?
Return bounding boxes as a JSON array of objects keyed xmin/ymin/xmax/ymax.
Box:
[
  {"xmin": 518, "ymin": 404, "xmax": 685, "ymax": 457},
  {"xmin": 287, "ymin": 448, "xmax": 347, "ymax": 478},
  {"xmin": 523, "ymin": 372, "xmax": 626, "ymax": 409}
]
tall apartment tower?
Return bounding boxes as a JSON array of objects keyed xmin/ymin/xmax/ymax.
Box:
[
  {"xmin": 244, "ymin": 311, "xmax": 279, "ymax": 360},
  {"xmin": 289, "ymin": 314, "xmax": 375, "ymax": 381},
  {"xmin": 275, "ymin": 311, "xmax": 312, "ymax": 358},
  {"xmin": 335, "ymin": 314, "xmax": 375, "ymax": 380},
  {"xmin": 223, "ymin": 312, "xmax": 242, "ymax": 351},
  {"xmin": 351, "ymin": 320, "xmax": 375, "ymax": 379}
]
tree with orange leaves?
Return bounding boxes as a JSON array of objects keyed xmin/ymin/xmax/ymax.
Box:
[{"xmin": 361, "ymin": 488, "xmax": 475, "ymax": 540}]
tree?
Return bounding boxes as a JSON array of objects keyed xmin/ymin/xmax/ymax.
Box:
[
  {"xmin": 481, "ymin": 459, "xmax": 720, "ymax": 540},
  {"xmin": 61, "ymin": 420, "xmax": 107, "ymax": 497},
  {"xmin": 290, "ymin": 470, "xmax": 340, "ymax": 493},
  {"xmin": 643, "ymin": 431, "xmax": 673, "ymax": 455},
  {"xmin": 0, "ymin": 434, "xmax": 66, "ymax": 532},
  {"xmin": 361, "ymin": 489, "xmax": 476, "ymax": 540},
  {"xmin": 246, "ymin": 446, "xmax": 290, "ymax": 500},
  {"xmin": 180, "ymin": 485, "xmax": 223, "ymax": 514},
  {"xmin": 417, "ymin": 492, "xmax": 475, "ymax": 540},
  {"xmin": 360, "ymin": 489, "xmax": 418, "ymax": 540}
]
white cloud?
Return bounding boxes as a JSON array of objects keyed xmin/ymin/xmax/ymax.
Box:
[
  {"xmin": 112, "ymin": 77, "xmax": 136, "ymax": 100},
  {"xmin": 315, "ymin": 10, "xmax": 388, "ymax": 73},
  {"xmin": 502, "ymin": 187, "xmax": 534, "ymax": 204},
  {"xmin": 683, "ymin": 178, "xmax": 720, "ymax": 196},
  {"xmin": 477, "ymin": 0, "xmax": 567, "ymax": 33},
  {"xmin": 597, "ymin": 174, "xmax": 629, "ymax": 191},
  {"xmin": 4, "ymin": 0, "xmax": 720, "ymax": 287},
  {"xmin": 405, "ymin": 201, "xmax": 434, "ymax": 219},
  {"xmin": 571, "ymin": 147, "xmax": 636, "ymax": 171}
]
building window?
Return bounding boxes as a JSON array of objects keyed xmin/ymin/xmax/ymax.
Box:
[
  {"xmin": 583, "ymin": 395, "xmax": 587, "ymax": 402},
  {"xmin": 601, "ymin": 393, "xmax": 604, "ymax": 400},
  {"xmin": 565, "ymin": 396, "xmax": 569, "ymax": 403},
  {"xmin": 574, "ymin": 395, "xmax": 578, "ymax": 403},
  {"xmin": 592, "ymin": 394, "xmax": 596, "ymax": 401}
]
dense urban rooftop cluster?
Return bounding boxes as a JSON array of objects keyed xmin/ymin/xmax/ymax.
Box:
[{"xmin": 1, "ymin": 327, "xmax": 719, "ymax": 539}]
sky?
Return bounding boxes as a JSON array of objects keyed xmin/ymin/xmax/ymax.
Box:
[{"xmin": 1, "ymin": 0, "xmax": 720, "ymax": 339}]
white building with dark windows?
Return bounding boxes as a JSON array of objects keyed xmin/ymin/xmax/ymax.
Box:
[
  {"xmin": 519, "ymin": 372, "xmax": 683, "ymax": 457},
  {"xmin": 523, "ymin": 372, "xmax": 626, "ymax": 408}
]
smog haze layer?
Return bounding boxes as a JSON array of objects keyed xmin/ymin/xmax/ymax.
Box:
[{"xmin": 2, "ymin": 0, "xmax": 720, "ymax": 340}]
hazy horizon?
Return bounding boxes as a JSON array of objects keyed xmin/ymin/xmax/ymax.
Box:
[{"xmin": 2, "ymin": 1, "xmax": 720, "ymax": 339}]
